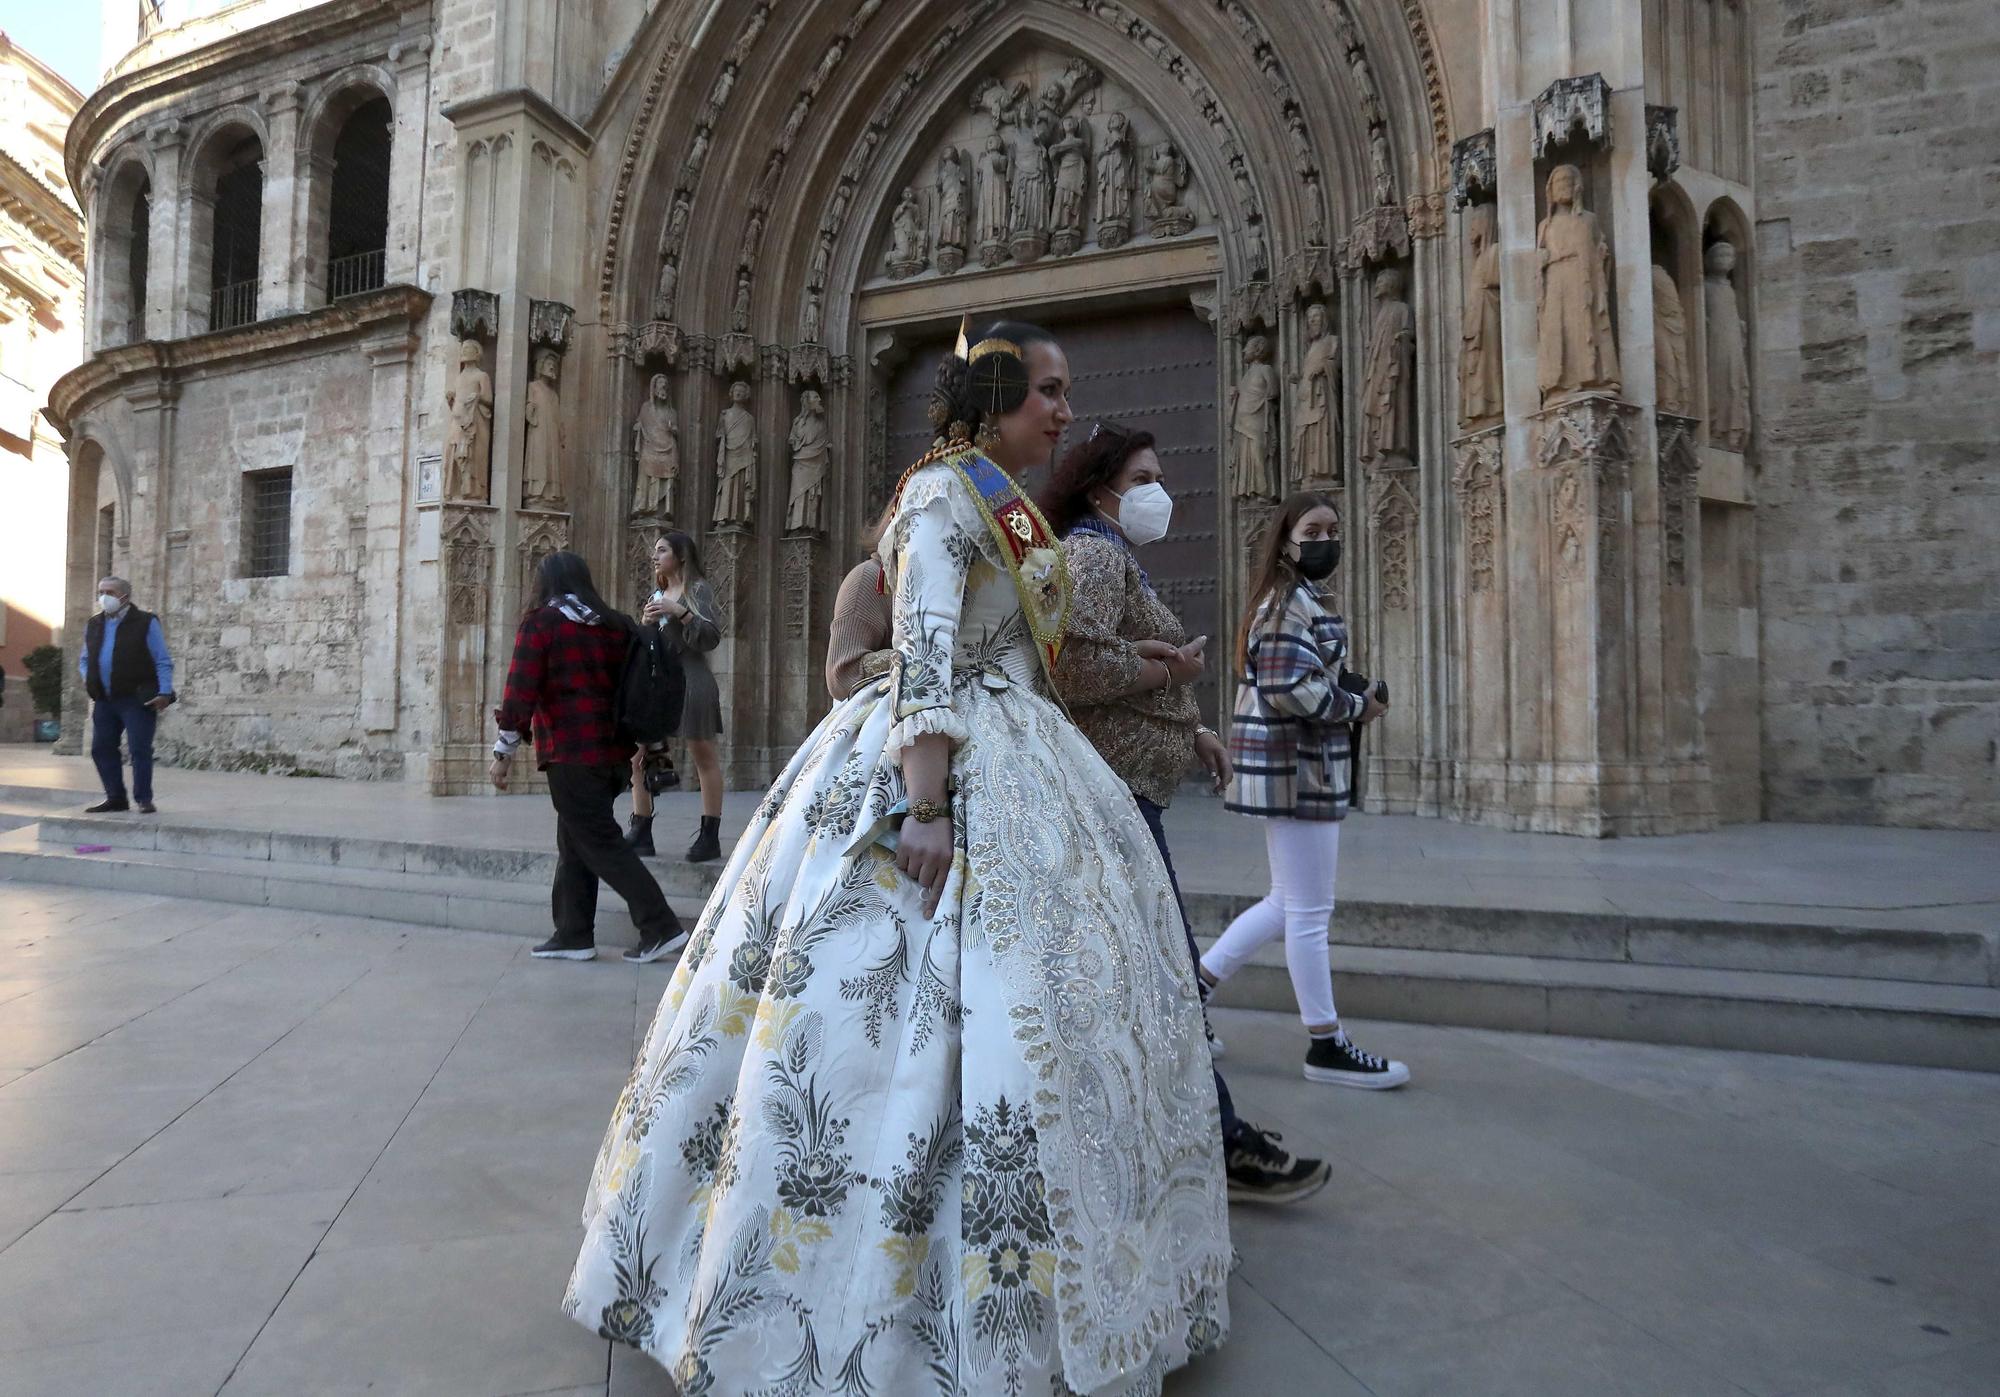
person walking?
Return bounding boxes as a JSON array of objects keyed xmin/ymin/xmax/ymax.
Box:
[
  {"xmin": 1042, "ymin": 421, "xmax": 1333, "ymax": 1204},
  {"xmin": 490, "ymin": 550, "xmax": 687, "ymax": 965},
  {"xmin": 79, "ymin": 576, "xmax": 175, "ymax": 814},
  {"xmin": 622, "ymin": 532, "xmax": 725, "ymax": 863},
  {"xmin": 1201, "ymin": 491, "xmax": 1411, "ymax": 1089}
]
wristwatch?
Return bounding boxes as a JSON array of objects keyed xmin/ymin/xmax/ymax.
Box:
[{"xmin": 907, "ymin": 798, "xmax": 951, "ymax": 824}]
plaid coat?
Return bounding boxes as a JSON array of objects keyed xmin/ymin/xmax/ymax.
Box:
[
  {"xmin": 494, "ymin": 604, "xmax": 636, "ymax": 769},
  {"xmin": 1224, "ymin": 582, "xmax": 1364, "ymax": 821}
]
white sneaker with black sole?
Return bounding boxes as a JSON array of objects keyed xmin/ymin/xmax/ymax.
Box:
[
  {"xmin": 1303, "ymin": 1032, "xmax": 1410, "ymax": 1089},
  {"xmin": 531, "ymin": 936, "xmax": 596, "ymax": 961},
  {"xmin": 1196, "ymin": 975, "xmax": 1225, "ymax": 1058},
  {"xmin": 622, "ymin": 927, "xmax": 690, "ymax": 964}
]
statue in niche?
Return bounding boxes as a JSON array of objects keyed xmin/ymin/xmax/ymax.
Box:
[
  {"xmin": 936, "ymin": 147, "xmax": 970, "ymax": 273},
  {"xmin": 801, "ymin": 290, "xmax": 823, "ymax": 345},
  {"xmin": 785, "ymin": 389, "xmax": 830, "ymax": 534},
  {"xmin": 521, "ymin": 350, "xmax": 566, "ymax": 509},
  {"xmin": 1361, "ymin": 267, "xmax": 1415, "ymax": 466},
  {"xmin": 808, "ymin": 235, "xmax": 832, "ymax": 291},
  {"xmin": 976, "ymin": 133, "xmax": 1012, "ymax": 267},
  {"xmin": 1229, "ymin": 334, "xmax": 1281, "ymax": 501},
  {"xmin": 730, "ymin": 271, "xmax": 753, "ymax": 334},
  {"xmin": 664, "ymin": 191, "xmax": 691, "ymax": 252},
  {"xmin": 1049, "ymin": 116, "xmax": 1091, "ymax": 256},
  {"xmin": 886, "ymin": 186, "xmax": 926, "ymax": 278},
  {"xmin": 712, "ymin": 380, "xmax": 757, "ymax": 527},
  {"xmin": 1145, "ymin": 142, "xmax": 1194, "ymax": 237},
  {"xmin": 1705, "ymin": 239, "xmax": 1751, "ymax": 449},
  {"xmin": 685, "ymin": 126, "xmax": 711, "ymax": 179},
  {"xmin": 1370, "ymin": 125, "xmax": 1396, "ymax": 206},
  {"xmin": 631, "ymin": 373, "xmax": 681, "ymax": 519},
  {"xmin": 1350, "ymin": 49, "xmax": 1383, "ymax": 128},
  {"xmin": 1535, "ymin": 164, "xmax": 1621, "ymax": 403},
  {"xmin": 1652, "ymin": 263, "xmax": 1691, "ymax": 416},
  {"xmin": 1096, "ymin": 112, "xmax": 1135, "ymax": 248},
  {"xmin": 1461, "ymin": 208, "xmax": 1503, "ymax": 423},
  {"xmin": 443, "ymin": 340, "xmax": 493, "ymax": 502},
  {"xmin": 1292, "ymin": 302, "xmax": 1340, "ymax": 488},
  {"xmin": 651, "ymin": 258, "xmax": 678, "ymax": 322},
  {"xmin": 1010, "ymin": 129, "xmax": 1052, "ymax": 257}
]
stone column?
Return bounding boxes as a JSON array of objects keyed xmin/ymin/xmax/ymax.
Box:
[
  {"xmin": 359, "ymin": 314, "xmax": 424, "ymax": 733},
  {"xmin": 433, "ymin": 504, "xmax": 498, "ymax": 794},
  {"xmin": 259, "ymin": 83, "xmax": 306, "ymax": 318},
  {"xmin": 384, "ymin": 37, "xmax": 433, "ymax": 286},
  {"xmin": 142, "ymin": 122, "xmax": 185, "ymax": 340}
]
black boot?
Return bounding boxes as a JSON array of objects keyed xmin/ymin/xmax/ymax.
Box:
[
  {"xmin": 624, "ymin": 813, "xmax": 656, "ymax": 857},
  {"xmin": 686, "ymin": 814, "xmax": 722, "ymax": 864}
]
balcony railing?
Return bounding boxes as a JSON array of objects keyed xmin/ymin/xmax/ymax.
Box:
[
  {"xmin": 210, "ymin": 279, "xmax": 259, "ymax": 331},
  {"xmin": 328, "ymin": 248, "xmax": 387, "ymax": 301}
]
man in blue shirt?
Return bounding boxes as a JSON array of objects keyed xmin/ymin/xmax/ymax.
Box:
[{"xmin": 79, "ymin": 576, "xmax": 176, "ymax": 814}]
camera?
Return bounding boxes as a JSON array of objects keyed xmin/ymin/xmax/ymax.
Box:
[
  {"xmin": 1337, "ymin": 672, "xmax": 1389, "ymax": 708},
  {"xmin": 642, "ymin": 747, "xmax": 681, "ymax": 795}
]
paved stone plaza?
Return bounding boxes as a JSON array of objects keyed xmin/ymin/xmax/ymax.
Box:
[{"xmin": 2, "ymin": 883, "xmax": 1995, "ymax": 1396}]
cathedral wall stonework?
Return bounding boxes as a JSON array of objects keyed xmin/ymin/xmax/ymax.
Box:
[{"xmin": 1750, "ymin": 0, "xmax": 2000, "ymax": 828}]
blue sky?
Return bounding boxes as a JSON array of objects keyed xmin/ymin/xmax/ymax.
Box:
[{"xmin": 5, "ymin": 14, "xmax": 101, "ymax": 95}]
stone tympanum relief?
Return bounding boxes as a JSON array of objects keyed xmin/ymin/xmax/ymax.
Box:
[
  {"xmin": 1292, "ymin": 302, "xmax": 1341, "ymax": 488},
  {"xmin": 631, "ymin": 373, "xmax": 681, "ymax": 519},
  {"xmin": 1460, "ymin": 208, "xmax": 1503, "ymax": 424},
  {"xmin": 875, "ymin": 52, "xmax": 1207, "ymax": 282},
  {"xmin": 1536, "ymin": 164, "xmax": 1621, "ymax": 403},
  {"xmin": 1652, "ymin": 264, "xmax": 1691, "ymax": 416},
  {"xmin": 443, "ymin": 340, "xmax": 493, "ymax": 502},
  {"xmin": 1705, "ymin": 239, "xmax": 1751, "ymax": 450},
  {"xmin": 1230, "ymin": 333, "xmax": 1281, "ymax": 501},
  {"xmin": 521, "ymin": 351, "xmax": 566, "ymax": 510},
  {"xmin": 712, "ymin": 380, "xmax": 757, "ymax": 527},
  {"xmin": 1362, "ymin": 268, "xmax": 1415, "ymax": 467},
  {"xmin": 786, "ymin": 389, "xmax": 830, "ymax": 534}
]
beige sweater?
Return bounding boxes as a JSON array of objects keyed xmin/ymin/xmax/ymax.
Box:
[{"xmin": 826, "ymin": 558, "xmax": 895, "ymax": 702}]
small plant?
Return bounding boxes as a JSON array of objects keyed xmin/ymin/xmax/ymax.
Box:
[{"xmin": 23, "ymin": 645, "xmax": 63, "ymax": 718}]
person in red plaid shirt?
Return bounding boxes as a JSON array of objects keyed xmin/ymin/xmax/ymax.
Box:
[{"xmin": 490, "ymin": 550, "xmax": 687, "ymax": 963}]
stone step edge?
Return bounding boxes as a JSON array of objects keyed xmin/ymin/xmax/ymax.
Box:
[{"xmin": 23, "ymin": 814, "xmax": 1997, "ymax": 990}]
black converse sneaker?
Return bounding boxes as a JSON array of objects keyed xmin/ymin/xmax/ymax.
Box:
[
  {"xmin": 530, "ymin": 936, "xmax": 596, "ymax": 961},
  {"xmin": 622, "ymin": 926, "xmax": 690, "ymax": 964},
  {"xmin": 1225, "ymin": 1124, "xmax": 1332, "ymax": 1204},
  {"xmin": 1196, "ymin": 975, "xmax": 1225, "ymax": 1058},
  {"xmin": 1303, "ymin": 1031, "xmax": 1411, "ymax": 1089}
]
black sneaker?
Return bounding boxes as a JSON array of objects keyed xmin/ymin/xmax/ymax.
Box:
[
  {"xmin": 686, "ymin": 816, "xmax": 722, "ymax": 864},
  {"xmin": 1304, "ymin": 1032, "xmax": 1410, "ymax": 1089},
  {"xmin": 531, "ymin": 936, "xmax": 596, "ymax": 961},
  {"xmin": 622, "ymin": 927, "xmax": 690, "ymax": 963},
  {"xmin": 1225, "ymin": 1124, "xmax": 1333, "ymax": 1204},
  {"xmin": 136, "ymin": 801, "xmax": 157, "ymax": 814},
  {"xmin": 84, "ymin": 798, "xmax": 129, "ymax": 813},
  {"xmin": 1197, "ymin": 975, "xmax": 1225, "ymax": 1058}
]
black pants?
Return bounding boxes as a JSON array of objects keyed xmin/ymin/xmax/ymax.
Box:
[{"xmin": 546, "ymin": 762, "xmax": 682, "ymax": 944}]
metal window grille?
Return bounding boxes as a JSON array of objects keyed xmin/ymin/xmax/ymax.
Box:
[
  {"xmin": 210, "ymin": 279, "xmax": 258, "ymax": 331},
  {"xmin": 328, "ymin": 249, "xmax": 386, "ymax": 299},
  {"xmin": 244, "ymin": 469, "xmax": 292, "ymax": 578}
]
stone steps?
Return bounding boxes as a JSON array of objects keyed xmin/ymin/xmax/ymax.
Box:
[{"xmin": 4, "ymin": 813, "xmax": 1995, "ymax": 1071}]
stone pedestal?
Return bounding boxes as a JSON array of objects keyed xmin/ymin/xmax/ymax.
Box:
[
  {"xmin": 776, "ymin": 532, "xmax": 826, "ymax": 744},
  {"xmin": 429, "ymin": 502, "xmax": 498, "ymax": 796}
]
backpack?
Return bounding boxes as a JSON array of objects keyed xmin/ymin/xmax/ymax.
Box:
[{"xmin": 615, "ymin": 619, "xmax": 686, "ymax": 745}]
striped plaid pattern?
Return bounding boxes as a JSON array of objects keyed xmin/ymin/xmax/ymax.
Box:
[
  {"xmin": 495, "ymin": 605, "xmax": 636, "ymax": 769},
  {"xmin": 1224, "ymin": 583, "xmax": 1365, "ymax": 822}
]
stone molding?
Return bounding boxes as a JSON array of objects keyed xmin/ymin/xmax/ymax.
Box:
[
  {"xmin": 1532, "ymin": 74, "xmax": 1613, "ymax": 158},
  {"xmin": 1450, "ymin": 427, "xmax": 1504, "ymax": 594},
  {"xmin": 439, "ymin": 88, "xmax": 593, "ymax": 154},
  {"xmin": 1657, "ymin": 412, "xmax": 1700, "ymax": 587},
  {"xmin": 1534, "ymin": 394, "xmax": 1636, "ymax": 584}
]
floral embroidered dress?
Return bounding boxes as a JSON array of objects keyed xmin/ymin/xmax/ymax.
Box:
[{"xmin": 564, "ymin": 453, "xmax": 1231, "ymax": 1396}]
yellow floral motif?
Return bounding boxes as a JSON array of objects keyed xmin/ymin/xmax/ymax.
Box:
[
  {"xmin": 879, "ymin": 1234, "xmax": 930, "ymax": 1297},
  {"xmin": 961, "ymin": 1246, "xmax": 1058, "ymax": 1301},
  {"xmin": 716, "ymin": 984, "xmax": 758, "ymax": 1037},
  {"xmin": 604, "ymin": 1139, "xmax": 642, "ymax": 1194},
  {"xmin": 769, "ymin": 1207, "xmax": 833, "ymax": 1275},
  {"xmin": 753, "ymin": 997, "xmax": 805, "ymax": 1050}
]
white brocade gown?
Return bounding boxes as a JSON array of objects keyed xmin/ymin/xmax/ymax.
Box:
[{"xmin": 564, "ymin": 460, "xmax": 1231, "ymax": 1396}]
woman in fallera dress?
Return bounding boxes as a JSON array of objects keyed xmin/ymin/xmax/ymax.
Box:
[{"xmin": 563, "ymin": 318, "xmax": 1231, "ymax": 1395}]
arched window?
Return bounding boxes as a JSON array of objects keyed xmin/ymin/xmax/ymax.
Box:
[
  {"xmin": 310, "ymin": 92, "xmax": 393, "ymax": 305},
  {"xmin": 128, "ymin": 180, "xmax": 150, "ymax": 342},
  {"xmin": 191, "ymin": 128, "xmax": 266, "ymax": 332},
  {"xmin": 91, "ymin": 163, "xmax": 153, "ymax": 349}
]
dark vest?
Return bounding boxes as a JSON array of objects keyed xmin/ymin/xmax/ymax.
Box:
[{"xmin": 85, "ymin": 607, "xmax": 158, "ymax": 702}]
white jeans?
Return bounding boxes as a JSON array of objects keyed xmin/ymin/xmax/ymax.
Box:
[{"xmin": 1200, "ymin": 817, "xmax": 1341, "ymax": 1027}]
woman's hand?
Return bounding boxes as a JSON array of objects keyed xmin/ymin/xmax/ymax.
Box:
[
  {"xmin": 1194, "ymin": 729, "xmax": 1232, "ymax": 794},
  {"xmin": 642, "ymin": 598, "xmax": 671, "ymax": 623},
  {"xmin": 1166, "ymin": 636, "xmax": 1207, "ymax": 686},
  {"xmin": 1134, "ymin": 639, "xmax": 1178, "ymax": 662},
  {"xmin": 896, "ymin": 814, "xmax": 955, "ymax": 919},
  {"xmin": 1357, "ymin": 690, "xmax": 1388, "ymax": 724},
  {"xmin": 488, "ymin": 753, "xmax": 512, "ymax": 790}
]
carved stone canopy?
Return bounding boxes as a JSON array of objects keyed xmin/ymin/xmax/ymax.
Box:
[
  {"xmin": 1451, "ymin": 129, "xmax": 1497, "ymax": 208},
  {"xmin": 1646, "ymin": 105, "xmax": 1682, "ymax": 183},
  {"xmin": 450, "ymin": 289, "xmax": 500, "ymax": 342},
  {"xmin": 528, "ymin": 299, "xmax": 576, "ymax": 355},
  {"xmin": 637, "ymin": 320, "xmax": 681, "ymax": 367},
  {"xmin": 1533, "ymin": 74, "xmax": 1613, "ymax": 158},
  {"xmin": 1343, "ymin": 204, "xmax": 1411, "ymax": 273}
]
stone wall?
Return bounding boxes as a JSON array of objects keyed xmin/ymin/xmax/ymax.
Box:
[{"xmin": 1751, "ymin": 0, "xmax": 2000, "ymax": 828}]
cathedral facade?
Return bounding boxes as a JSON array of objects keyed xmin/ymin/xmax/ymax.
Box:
[{"xmin": 47, "ymin": 0, "xmax": 2000, "ymax": 830}]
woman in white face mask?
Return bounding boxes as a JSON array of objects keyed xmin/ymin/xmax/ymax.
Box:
[{"xmin": 1038, "ymin": 421, "xmax": 1335, "ymax": 1206}]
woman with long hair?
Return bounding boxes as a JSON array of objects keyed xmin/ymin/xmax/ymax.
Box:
[
  {"xmin": 1042, "ymin": 421, "xmax": 1333, "ymax": 1205},
  {"xmin": 1200, "ymin": 491, "xmax": 1409, "ymax": 1088},
  {"xmin": 564, "ymin": 319, "xmax": 1230, "ymax": 1393},
  {"xmin": 623, "ymin": 531, "xmax": 725, "ymax": 863},
  {"xmin": 490, "ymin": 550, "xmax": 686, "ymax": 964}
]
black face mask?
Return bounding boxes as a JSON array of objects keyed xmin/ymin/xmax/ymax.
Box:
[{"xmin": 1293, "ymin": 538, "xmax": 1341, "ymax": 581}]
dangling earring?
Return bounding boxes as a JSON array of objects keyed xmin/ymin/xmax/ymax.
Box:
[{"xmin": 975, "ymin": 420, "xmax": 1002, "ymax": 454}]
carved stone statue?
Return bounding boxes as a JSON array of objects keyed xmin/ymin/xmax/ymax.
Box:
[
  {"xmin": 1350, "ymin": 49, "xmax": 1383, "ymax": 127},
  {"xmin": 785, "ymin": 389, "xmax": 830, "ymax": 534},
  {"xmin": 1145, "ymin": 141, "xmax": 1194, "ymax": 237},
  {"xmin": 1705, "ymin": 239, "xmax": 1751, "ymax": 449},
  {"xmin": 1652, "ymin": 263, "xmax": 1691, "ymax": 415},
  {"xmin": 1292, "ymin": 303, "xmax": 1340, "ymax": 487},
  {"xmin": 1461, "ymin": 209, "xmax": 1503, "ymax": 423},
  {"xmin": 1229, "ymin": 334, "xmax": 1281, "ymax": 500},
  {"xmin": 976, "ymin": 133, "xmax": 1011, "ymax": 267},
  {"xmin": 1536, "ymin": 164, "xmax": 1621, "ymax": 403},
  {"xmin": 664, "ymin": 191, "xmax": 691, "ymax": 253},
  {"xmin": 521, "ymin": 350, "xmax": 566, "ymax": 509},
  {"xmin": 1370, "ymin": 125, "xmax": 1396, "ymax": 206},
  {"xmin": 712, "ymin": 380, "xmax": 757, "ymax": 526},
  {"xmin": 632, "ymin": 373, "xmax": 681, "ymax": 518},
  {"xmin": 651, "ymin": 259, "xmax": 678, "ymax": 322},
  {"xmin": 801, "ymin": 290, "xmax": 823, "ymax": 345},
  {"xmin": 1096, "ymin": 111, "xmax": 1135, "ymax": 248},
  {"xmin": 1049, "ymin": 116, "xmax": 1090, "ymax": 256},
  {"xmin": 1010, "ymin": 130, "xmax": 1052, "ymax": 259},
  {"xmin": 936, "ymin": 147, "xmax": 970, "ymax": 273},
  {"xmin": 730, "ymin": 271, "xmax": 753, "ymax": 334},
  {"xmin": 1361, "ymin": 267, "xmax": 1415, "ymax": 466},
  {"xmin": 443, "ymin": 339, "xmax": 493, "ymax": 502},
  {"xmin": 886, "ymin": 186, "xmax": 926, "ymax": 278}
]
